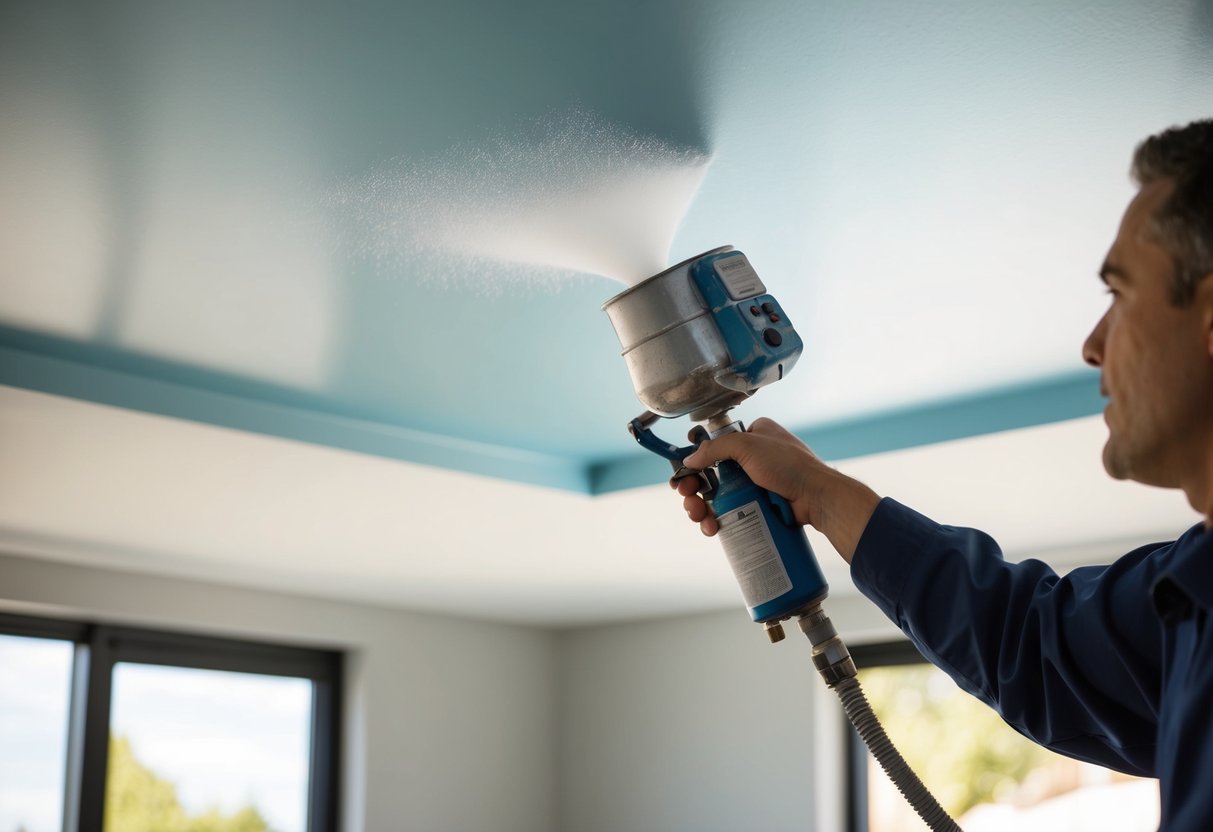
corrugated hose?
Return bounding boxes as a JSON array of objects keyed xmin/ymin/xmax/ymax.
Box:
[
  {"xmin": 798, "ymin": 606, "xmax": 963, "ymax": 832},
  {"xmin": 831, "ymin": 674, "xmax": 963, "ymax": 832}
]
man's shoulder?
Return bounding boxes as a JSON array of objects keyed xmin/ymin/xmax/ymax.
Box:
[{"xmin": 1119, "ymin": 522, "xmax": 1210, "ymax": 566}]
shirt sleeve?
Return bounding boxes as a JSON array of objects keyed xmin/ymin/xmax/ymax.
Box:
[{"xmin": 850, "ymin": 497, "xmax": 1166, "ymax": 777}]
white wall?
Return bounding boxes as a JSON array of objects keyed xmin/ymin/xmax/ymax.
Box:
[
  {"xmin": 0, "ymin": 552, "xmax": 559, "ymax": 832},
  {"xmin": 556, "ymin": 593, "xmax": 903, "ymax": 832},
  {"xmin": 0, "ymin": 551, "xmax": 910, "ymax": 832}
]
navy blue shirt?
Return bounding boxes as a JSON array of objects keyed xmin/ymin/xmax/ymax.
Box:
[{"xmin": 851, "ymin": 497, "xmax": 1213, "ymax": 831}]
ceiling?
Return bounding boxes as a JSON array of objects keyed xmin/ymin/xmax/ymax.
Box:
[{"xmin": 1, "ymin": 1, "xmax": 1210, "ymax": 626}]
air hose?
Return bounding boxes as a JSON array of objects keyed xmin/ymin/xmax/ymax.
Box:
[{"xmin": 798, "ymin": 606, "xmax": 964, "ymax": 832}]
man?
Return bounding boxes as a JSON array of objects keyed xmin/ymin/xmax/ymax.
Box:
[{"xmin": 676, "ymin": 118, "xmax": 1213, "ymax": 830}]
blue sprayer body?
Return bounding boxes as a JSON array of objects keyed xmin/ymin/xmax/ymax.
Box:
[
  {"xmin": 628, "ymin": 415, "xmax": 830, "ymax": 623},
  {"xmin": 708, "ymin": 459, "xmax": 829, "ymax": 622}
]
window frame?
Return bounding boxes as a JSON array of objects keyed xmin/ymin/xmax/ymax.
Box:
[{"xmin": 0, "ymin": 611, "xmax": 342, "ymax": 832}]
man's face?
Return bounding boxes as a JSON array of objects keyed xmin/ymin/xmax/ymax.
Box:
[{"xmin": 1082, "ymin": 178, "xmax": 1213, "ymax": 492}]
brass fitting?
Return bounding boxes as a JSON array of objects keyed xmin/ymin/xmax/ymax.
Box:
[{"xmin": 764, "ymin": 621, "xmax": 786, "ymax": 643}]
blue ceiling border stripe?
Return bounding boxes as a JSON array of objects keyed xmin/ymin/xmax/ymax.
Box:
[
  {"xmin": 1, "ymin": 320, "xmax": 1101, "ymax": 498},
  {"xmin": 0, "ymin": 345, "xmax": 590, "ymax": 493},
  {"xmin": 587, "ymin": 370, "xmax": 1103, "ymax": 494}
]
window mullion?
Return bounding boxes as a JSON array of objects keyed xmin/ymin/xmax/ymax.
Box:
[
  {"xmin": 76, "ymin": 627, "xmax": 115, "ymax": 832},
  {"xmin": 61, "ymin": 640, "xmax": 91, "ymax": 832}
]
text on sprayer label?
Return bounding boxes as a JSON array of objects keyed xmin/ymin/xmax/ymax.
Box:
[{"xmin": 716, "ymin": 501, "xmax": 792, "ymax": 608}]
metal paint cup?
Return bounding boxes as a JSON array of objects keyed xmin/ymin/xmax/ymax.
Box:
[{"xmin": 602, "ymin": 246, "xmax": 755, "ymax": 420}]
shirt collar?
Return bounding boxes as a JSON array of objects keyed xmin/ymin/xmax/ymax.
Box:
[{"xmin": 1151, "ymin": 522, "xmax": 1213, "ymax": 622}]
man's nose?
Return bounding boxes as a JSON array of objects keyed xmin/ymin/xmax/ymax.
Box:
[{"xmin": 1082, "ymin": 315, "xmax": 1106, "ymax": 368}]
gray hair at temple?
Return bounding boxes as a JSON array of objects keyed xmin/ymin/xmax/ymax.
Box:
[{"xmin": 1131, "ymin": 118, "xmax": 1213, "ymax": 306}]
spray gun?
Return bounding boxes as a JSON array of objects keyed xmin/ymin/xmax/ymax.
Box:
[{"xmin": 603, "ymin": 247, "xmax": 962, "ymax": 832}]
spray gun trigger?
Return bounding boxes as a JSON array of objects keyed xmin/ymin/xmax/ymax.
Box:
[
  {"xmin": 669, "ymin": 425, "xmax": 718, "ymax": 498},
  {"xmin": 627, "ymin": 413, "xmax": 716, "ymax": 498},
  {"xmin": 669, "ymin": 465, "xmax": 718, "ymax": 501}
]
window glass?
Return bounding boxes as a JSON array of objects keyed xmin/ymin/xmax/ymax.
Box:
[
  {"xmin": 106, "ymin": 663, "xmax": 313, "ymax": 832},
  {"xmin": 0, "ymin": 634, "xmax": 74, "ymax": 832},
  {"xmin": 858, "ymin": 662, "xmax": 1159, "ymax": 832}
]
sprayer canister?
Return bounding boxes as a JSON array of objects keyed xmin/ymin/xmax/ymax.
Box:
[
  {"xmin": 601, "ymin": 246, "xmax": 803, "ymax": 422},
  {"xmin": 710, "ymin": 460, "xmax": 829, "ymax": 622}
]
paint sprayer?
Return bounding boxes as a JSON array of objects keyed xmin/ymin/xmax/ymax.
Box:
[{"xmin": 603, "ymin": 246, "xmax": 962, "ymax": 832}]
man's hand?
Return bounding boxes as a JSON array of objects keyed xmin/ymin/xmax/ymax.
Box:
[{"xmin": 673, "ymin": 417, "xmax": 881, "ymax": 563}]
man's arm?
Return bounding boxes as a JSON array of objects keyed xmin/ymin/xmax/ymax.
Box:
[{"xmin": 853, "ymin": 497, "xmax": 1165, "ymax": 776}]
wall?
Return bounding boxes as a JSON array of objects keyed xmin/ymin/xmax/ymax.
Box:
[
  {"xmin": 0, "ymin": 553, "xmax": 558, "ymax": 832},
  {"xmin": 0, "ymin": 550, "xmax": 909, "ymax": 832},
  {"xmin": 556, "ymin": 593, "xmax": 903, "ymax": 832}
]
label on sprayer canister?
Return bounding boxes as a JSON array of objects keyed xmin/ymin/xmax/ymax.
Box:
[
  {"xmin": 716, "ymin": 501, "xmax": 792, "ymax": 608},
  {"xmin": 713, "ymin": 255, "xmax": 766, "ymax": 300}
]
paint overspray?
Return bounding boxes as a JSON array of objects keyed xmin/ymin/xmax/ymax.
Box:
[{"xmin": 326, "ymin": 110, "xmax": 711, "ymax": 290}]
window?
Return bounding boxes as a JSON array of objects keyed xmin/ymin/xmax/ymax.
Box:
[
  {"xmin": 847, "ymin": 641, "xmax": 1159, "ymax": 832},
  {"xmin": 0, "ymin": 632, "xmax": 75, "ymax": 832},
  {"xmin": 0, "ymin": 613, "xmax": 340, "ymax": 832}
]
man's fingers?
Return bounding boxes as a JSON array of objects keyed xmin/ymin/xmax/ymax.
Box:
[
  {"xmin": 684, "ymin": 494, "xmax": 712, "ymax": 522},
  {"xmin": 670, "ymin": 459, "xmax": 720, "ymax": 534},
  {"xmin": 675, "ymin": 476, "xmax": 701, "ymax": 497}
]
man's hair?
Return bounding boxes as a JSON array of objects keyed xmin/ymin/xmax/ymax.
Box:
[{"xmin": 1131, "ymin": 118, "xmax": 1213, "ymax": 306}]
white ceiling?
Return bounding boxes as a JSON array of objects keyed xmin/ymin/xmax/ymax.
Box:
[{"xmin": 0, "ymin": 385, "xmax": 1197, "ymax": 627}]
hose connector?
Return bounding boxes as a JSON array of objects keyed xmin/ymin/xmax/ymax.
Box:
[
  {"xmin": 798, "ymin": 604, "xmax": 857, "ymax": 687},
  {"xmin": 798, "ymin": 604, "xmax": 964, "ymax": 830}
]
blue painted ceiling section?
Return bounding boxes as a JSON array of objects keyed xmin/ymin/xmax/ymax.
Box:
[{"xmin": 1, "ymin": 1, "xmax": 1209, "ymax": 493}]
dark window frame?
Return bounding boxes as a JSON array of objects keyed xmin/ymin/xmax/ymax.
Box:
[
  {"xmin": 845, "ymin": 639, "xmax": 929, "ymax": 832},
  {"xmin": 0, "ymin": 611, "xmax": 341, "ymax": 832}
]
